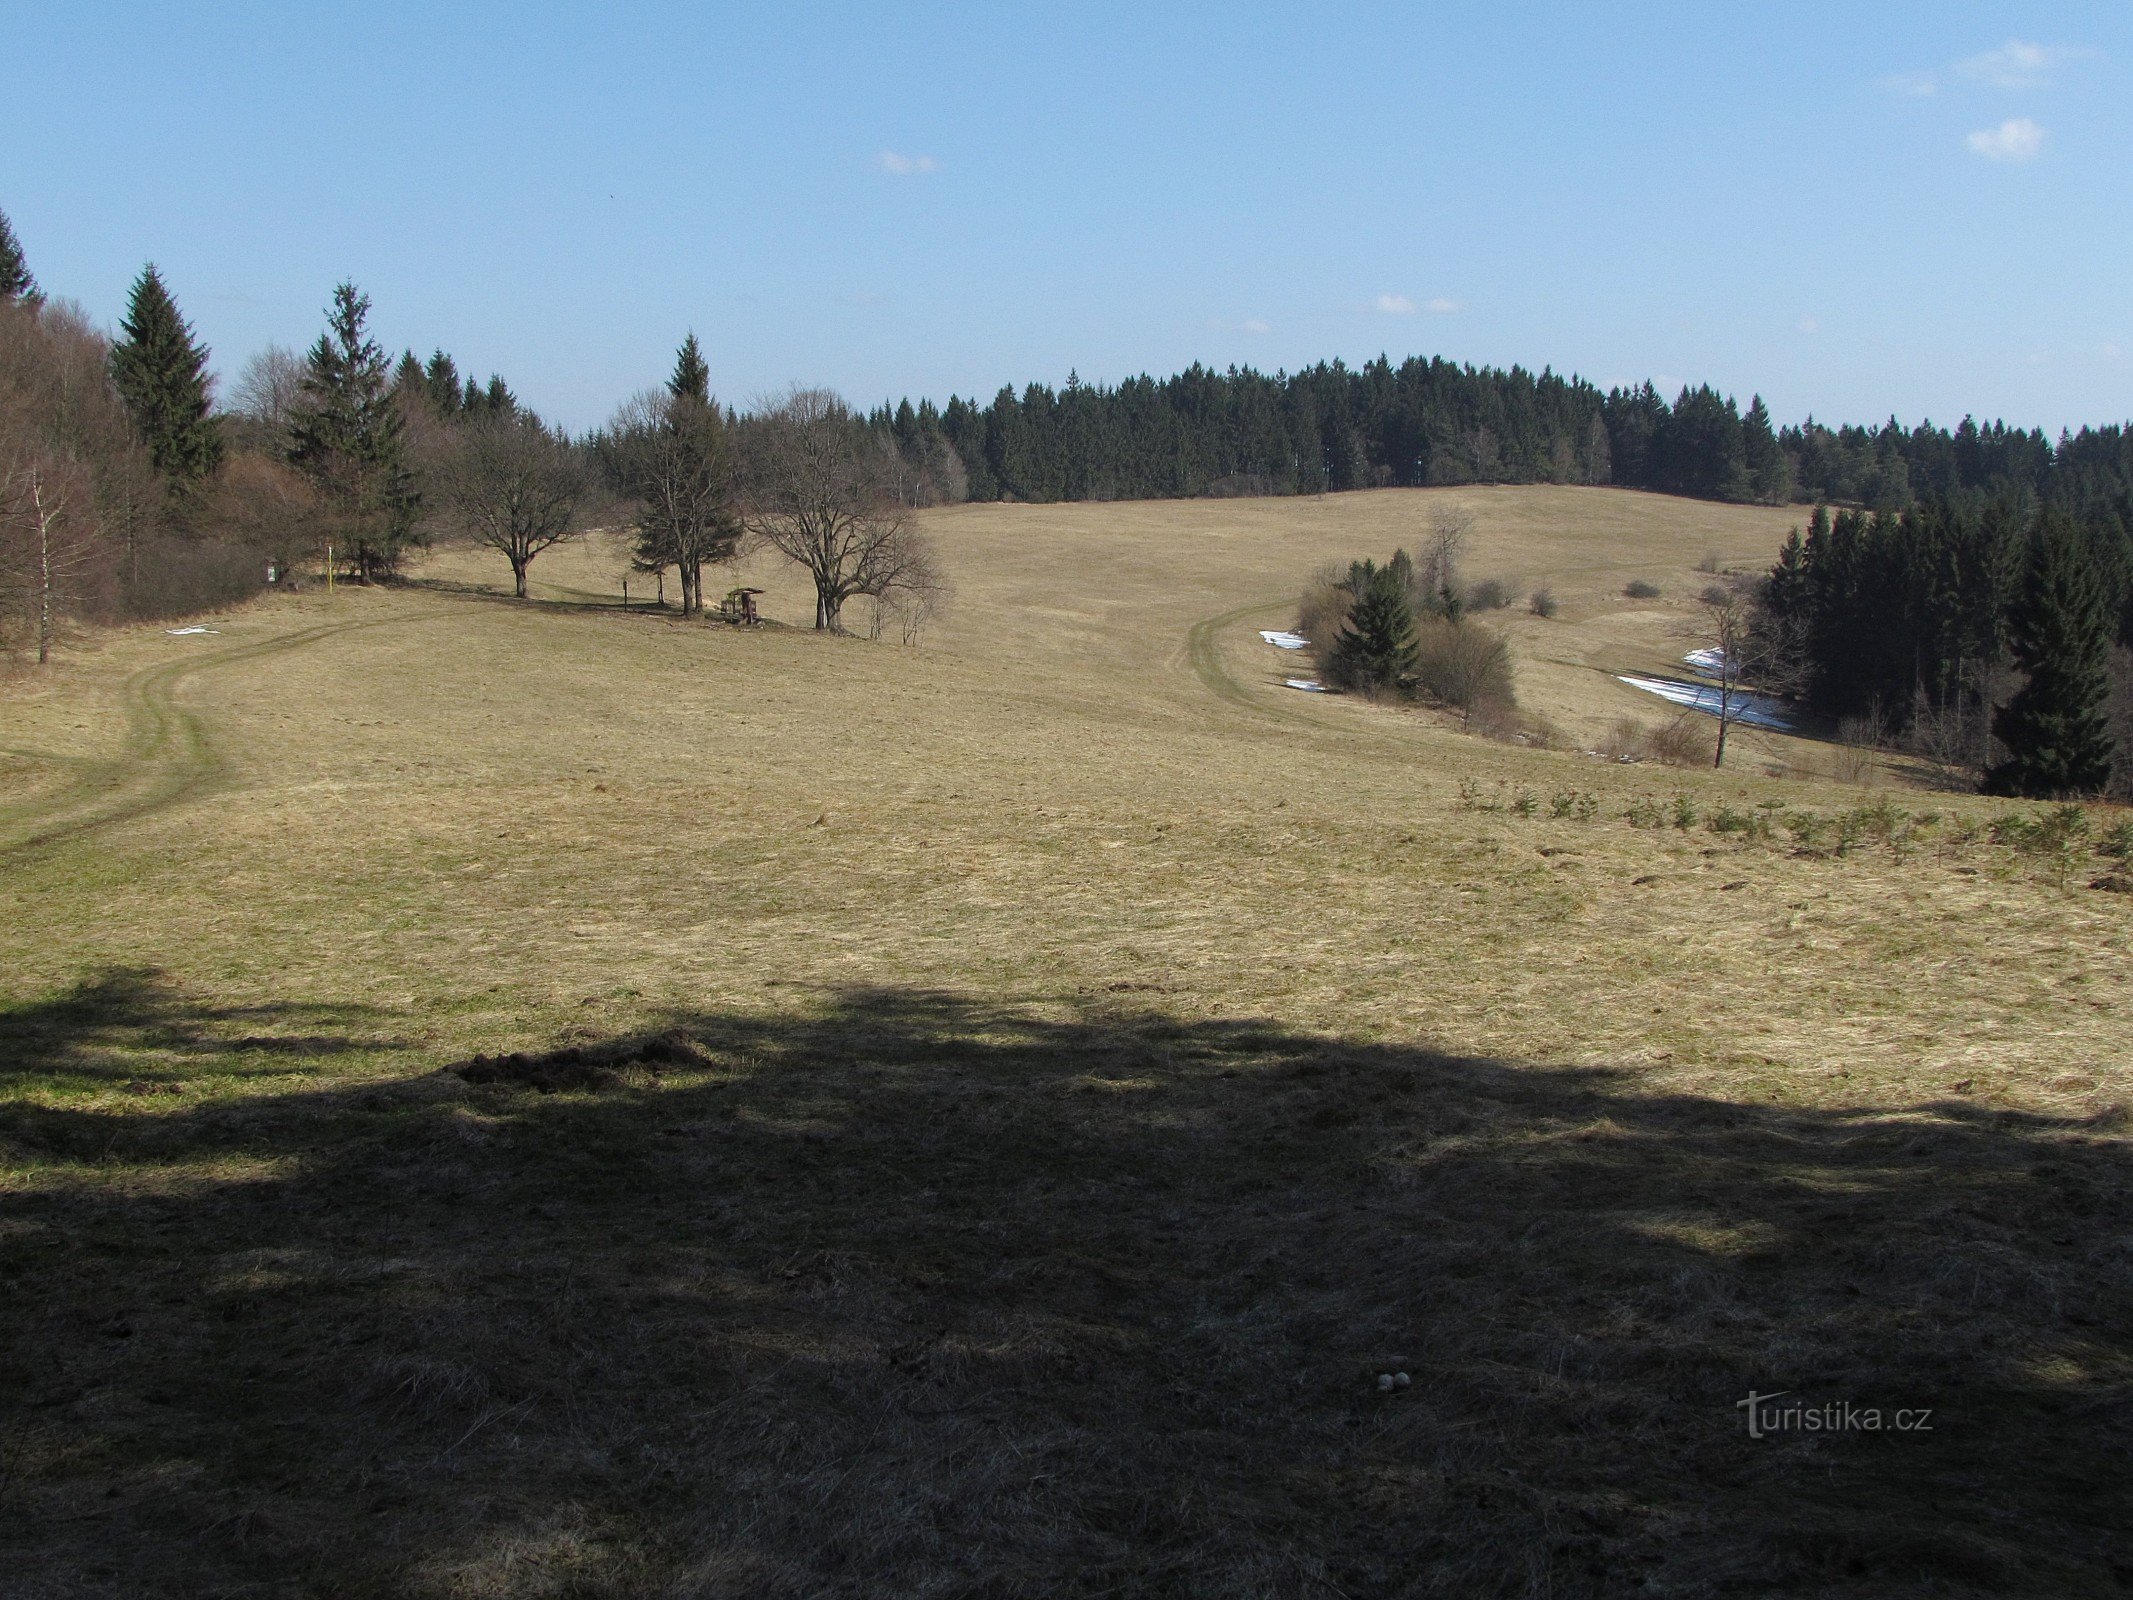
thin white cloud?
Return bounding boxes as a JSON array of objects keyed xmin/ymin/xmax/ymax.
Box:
[
  {"xmin": 1423, "ymin": 296, "xmax": 1464, "ymax": 314},
  {"xmin": 1878, "ymin": 70, "xmax": 1939, "ymax": 98},
  {"xmin": 1967, "ymin": 118, "xmax": 2045, "ymax": 162},
  {"xmin": 1375, "ymin": 293, "xmax": 1416, "ymax": 315},
  {"xmin": 1243, "ymin": 317, "xmax": 1272, "ymax": 334},
  {"xmin": 876, "ymin": 150, "xmax": 939, "ymax": 176},
  {"xmin": 1797, "ymin": 315, "xmax": 1820, "ymax": 335},
  {"xmin": 1956, "ymin": 40, "xmax": 2096, "ymax": 89}
]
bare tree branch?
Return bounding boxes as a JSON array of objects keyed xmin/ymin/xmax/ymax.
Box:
[
  {"xmin": 741, "ymin": 388, "xmax": 943, "ymax": 633},
  {"xmin": 441, "ymin": 413, "xmax": 588, "ymax": 599}
]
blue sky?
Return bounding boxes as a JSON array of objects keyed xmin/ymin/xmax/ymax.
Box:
[{"xmin": 5, "ymin": 3, "xmax": 2128, "ymax": 434}]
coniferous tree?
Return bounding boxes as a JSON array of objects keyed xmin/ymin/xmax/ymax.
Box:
[
  {"xmin": 1742, "ymin": 395, "xmax": 1789, "ymax": 503},
  {"xmin": 601, "ymin": 334, "xmax": 734, "ymax": 616},
  {"xmin": 670, "ymin": 332, "xmax": 710, "ymax": 404},
  {"xmin": 1326, "ymin": 565, "xmax": 1418, "ymax": 693},
  {"xmin": 109, "ymin": 264, "xmax": 224, "ymax": 490},
  {"xmin": 391, "ymin": 350, "xmax": 426, "ymax": 400},
  {"xmin": 0, "ymin": 207, "xmax": 37, "ymax": 304},
  {"xmin": 422, "ymin": 350, "xmax": 463, "ymax": 414},
  {"xmin": 287, "ymin": 282, "xmax": 420, "ymax": 580},
  {"xmin": 1985, "ymin": 515, "xmax": 2116, "ymax": 796}
]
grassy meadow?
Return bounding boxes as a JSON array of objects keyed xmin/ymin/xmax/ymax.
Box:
[{"xmin": 2, "ymin": 485, "xmax": 2129, "ymax": 1597}]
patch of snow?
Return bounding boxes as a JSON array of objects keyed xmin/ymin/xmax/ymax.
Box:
[
  {"xmin": 1260, "ymin": 629, "xmax": 1310, "ymax": 650},
  {"xmin": 1616, "ymin": 674, "xmax": 1805, "ymax": 733},
  {"xmin": 1683, "ymin": 646, "xmax": 1727, "ymax": 675},
  {"xmin": 1285, "ymin": 677, "xmax": 1331, "ymax": 693},
  {"xmin": 165, "ymin": 626, "xmax": 220, "ymax": 636}
]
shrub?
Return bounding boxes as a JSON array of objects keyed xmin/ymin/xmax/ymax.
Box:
[
  {"xmin": 1624, "ymin": 579, "xmax": 1662, "ymax": 599},
  {"xmin": 1411, "ymin": 617, "xmax": 1515, "ymax": 726},
  {"xmin": 108, "ymin": 535, "xmax": 272, "ymax": 622},
  {"xmin": 1645, "ymin": 716, "xmax": 1716, "ymax": 768},
  {"xmin": 1528, "ymin": 587, "xmax": 1558, "ymax": 618},
  {"xmin": 1465, "ymin": 577, "xmax": 1513, "ymax": 612},
  {"xmin": 1697, "ymin": 550, "xmax": 1723, "ymax": 574},
  {"xmin": 1296, "ymin": 568, "xmax": 1352, "ymax": 656},
  {"xmin": 1624, "ymin": 795, "xmax": 1666, "ymax": 828},
  {"xmin": 1598, "ymin": 718, "xmax": 1649, "ymax": 762}
]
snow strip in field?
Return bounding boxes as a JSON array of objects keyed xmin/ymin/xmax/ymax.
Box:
[
  {"xmin": 166, "ymin": 626, "xmax": 219, "ymax": 636},
  {"xmin": 1260, "ymin": 629, "xmax": 1310, "ymax": 650},
  {"xmin": 1616, "ymin": 674, "xmax": 1804, "ymax": 732},
  {"xmin": 1683, "ymin": 646, "xmax": 1727, "ymax": 675},
  {"xmin": 1286, "ymin": 677, "xmax": 1331, "ymax": 693}
]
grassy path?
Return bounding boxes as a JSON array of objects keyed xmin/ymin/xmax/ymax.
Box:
[
  {"xmin": 0, "ymin": 611, "xmax": 442, "ymax": 859},
  {"xmin": 1183, "ymin": 597, "xmax": 1327, "ymax": 727}
]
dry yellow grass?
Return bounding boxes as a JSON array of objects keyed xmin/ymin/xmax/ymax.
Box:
[{"xmin": 2, "ymin": 486, "xmax": 2128, "ymax": 1596}]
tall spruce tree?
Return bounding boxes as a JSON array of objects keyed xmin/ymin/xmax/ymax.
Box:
[
  {"xmin": 109, "ymin": 265, "xmax": 224, "ymax": 489},
  {"xmin": 0, "ymin": 207, "xmax": 37, "ymax": 304},
  {"xmin": 422, "ymin": 350, "xmax": 463, "ymax": 413},
  {"xmin": 669, "ymin": 332, "xmax": 710, "ymax": 404},
  {"xmin": 1742, "ymin": 395, "xmax": 1789, "ymax": 503},
  {"xmin": 604, "ymin": 333, "xmax": 733, "ymax": 617},
  {"xmin": 1985, "ymin": 514, "xmax": 2116, "ymax": 797},
  {"xmin": 287, "ymin": 282, "xmax": 420, "ymax": 580},
  {"xmin": 1327, "ymin": 565, "xmax": 1418, "ymax": 693}
]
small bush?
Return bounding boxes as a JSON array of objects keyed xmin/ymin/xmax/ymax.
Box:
[
  {"xmin": 1706, "ymin": 804, "xmax": 1754, "ymax": 836},
  {"xmin": 1623, "ymin": 579, "xmax": 1662, "ymax": 600},
  {"xmin": 1784, "ymin": 811, "xmax": 1831, "ymax": 852},
  {"xmin": 1598, "ymin": 717, "xmax": 1649, "ymax": 762},
  {"xmin": 1645, "ymin": 717, "xmax": 1716, "ymax": 768},
  {"xmin": 1548, "ymin": 789, "xmax": 1599, "ymax": 822},
  {"xmin": 1697, "ymin": 550, "xmax": 1723, "ymax": 574},
  {"xmin": 1465, "ymin": 577, "xmax": 1513, "ymax": 612},
  {"xmin": 1411, "ymin": 617, "xmax": 1515, "ymax": 726},
  {"xmin": 1295, "ymin": 570, "xmax": 1352, "ymax": 658},
  {"xmin": 1624, "ymin": 795, "xmax": 1666, "ymax": 829},
  {"xmin": 1528, "ymin": 587, "xmax": 1558, "ymax": 618}
]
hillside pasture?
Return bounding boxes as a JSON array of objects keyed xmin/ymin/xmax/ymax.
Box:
[{"xmin": 2, "ymin": 487, "xmax": 2127, "ymax": 1597}]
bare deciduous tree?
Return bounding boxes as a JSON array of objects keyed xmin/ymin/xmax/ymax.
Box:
[
  {"xmin": 1420, "ymin": 502, "xmax": 1475, "ymax": 613},
  {"xmin": 1, "ymin": 457, "xmax": 105, "ymax": 663},
  {"xmin": 1692, "ymin": 578, "xmax": 1803, "ymax": 769},
  {"xmin": 743, "ymin": 388, "xmax": 944, "ymax": 633},
  {"xmin": 441, "ymin": 413, "xmax": 588, "ymax": 599},
  {"xmin": 231, "ymin": 344, "xmax": 306, "ymax": 435},
  {"xmin": 1413, "ymin": 615, "xmax": 1513, "ymax": 730}
]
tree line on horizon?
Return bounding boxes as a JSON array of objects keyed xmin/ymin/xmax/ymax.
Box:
[
  {"xmin": 860, "ymin": 358, "xmax": 2133, "ymax": 520},
  {"xmin": 1, "ymin": 201, "xmax": 2123, "ymax": 794}
]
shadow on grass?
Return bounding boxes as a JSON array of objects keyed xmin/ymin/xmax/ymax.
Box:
[
  {"xmin": 0, "ymin": 968, "xmax": 405, "ymax": 1093},
  {"xmin": 401, "ymin": 575, "xmax": 661, "ymax": 617},
  {"xmin": 1, "ymin": 976, "xmax": 2127, "ymax": 1597}
]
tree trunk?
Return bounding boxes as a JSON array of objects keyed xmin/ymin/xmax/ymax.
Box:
[
  {"xmin": 34, "ymin": 472, "xmax": 53, "ymax": 665},
  {"xmin": 513, "ymin": 557, "xmax": 529, "ymax": 599}
]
